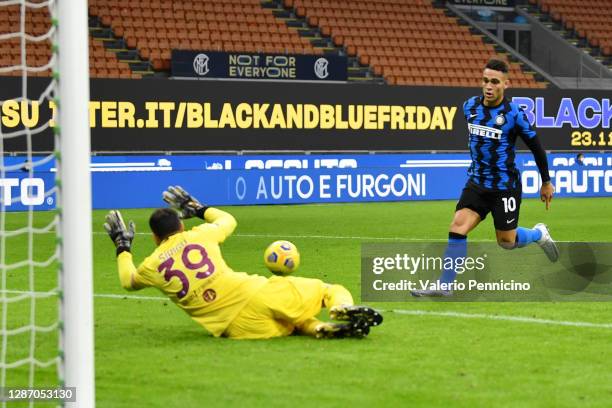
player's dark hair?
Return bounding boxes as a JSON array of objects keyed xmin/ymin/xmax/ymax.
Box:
[
  {"xmin": 149, "ymin": 208, "xmax": 181, "ymax": 240},
  {"xmin": 485, "ymin": 59, "xmax": 508, "ymax": 74}
]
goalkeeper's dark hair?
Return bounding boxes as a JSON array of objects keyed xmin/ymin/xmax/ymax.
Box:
[
  {"xmin": 149, "ymin": 208, "xmax": 182, "ymax": 240},
  {"xmin": 484, "ymin": 58, "xmax": 508, "ymax": 74}
]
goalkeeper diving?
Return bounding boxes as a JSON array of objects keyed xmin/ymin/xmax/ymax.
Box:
[{"xmin": 104, "ymin": 186, "xmax": 382, "ymax": 339}]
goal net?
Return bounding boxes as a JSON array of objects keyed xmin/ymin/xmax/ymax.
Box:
[{"xmin": 0, "ymin": 0, "xmax": 93, "ymax": 406}]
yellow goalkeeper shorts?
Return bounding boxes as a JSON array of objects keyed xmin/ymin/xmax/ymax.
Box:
[{"xmin": 224, "ymin": 276, "xmax": 328, "ymax": 339}]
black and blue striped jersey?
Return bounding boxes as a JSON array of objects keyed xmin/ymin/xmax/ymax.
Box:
[{"xmin": 463, "ymin": 96, "xmax": 537, "ymax": 191}]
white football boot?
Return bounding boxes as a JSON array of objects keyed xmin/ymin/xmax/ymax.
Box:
[{"xmin": 534, "ymin": 223, "xmax": 559, "ymax": 262}]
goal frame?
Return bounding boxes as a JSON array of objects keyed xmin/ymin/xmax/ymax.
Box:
[{"xmin": 57, "ymin": 0, "xmax": 94, "ymax": 406}]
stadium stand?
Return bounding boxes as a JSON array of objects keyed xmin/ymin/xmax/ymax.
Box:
[
  {"xmin": 87, "ymin": 0, "xmax": 321, "ymax": 74},
  {"xmin": 0, "ymin": 2, "xmax": 139, "ymax": 78},
  {"xmin": 286, "ymin": 0, "xmax": 545, "ymax": 88},
  {"xmin": 530, "ymin": 0, "xmax": 611, "ymax": 58},
  {"xmin": 0, "ymin": 0, "xmax": 549, "ymax": 87},
  {"xmin": 0, "ymin": 3, "xmax": 51, "ymax": 77},
  {"xmin": 90, "ymin": 38, "xmax": 141, "ymax": 79}
]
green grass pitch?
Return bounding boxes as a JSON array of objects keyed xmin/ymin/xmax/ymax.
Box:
[{"xmin": 3, "ymin": 197, "xmax": 612, "ymax": 407}]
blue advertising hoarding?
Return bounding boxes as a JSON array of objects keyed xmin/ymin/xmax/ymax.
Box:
[{"xmin": 2, "ymin": 153, "xmax": 611, "ymax": 211}]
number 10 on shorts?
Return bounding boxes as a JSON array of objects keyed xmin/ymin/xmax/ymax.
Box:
[{"xmin": 502, "ymin": 197, "xmax": 516, "ymax": 213}]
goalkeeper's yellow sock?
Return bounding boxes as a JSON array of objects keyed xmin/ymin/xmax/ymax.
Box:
[
  {"xmin": 322, "ymin": 284, "xmax": 354, "ymax": 309},
  {"xmin": 299, "ymin": 318, "xmax": 370, "ymax": 339},
  {"xmin": 297, "ymin": 318, "xmax": 325, "ymax": 337},
  {"xmin": 296, "ymin": 285, "xmax": 354, "ymax": 337}
]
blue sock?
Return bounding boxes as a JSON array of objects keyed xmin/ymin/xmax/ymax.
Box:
[
  {"xmin": 439, "ymin": 232, "xmax": 467, "ymax": 285},
  {"xmin": 515, "ymin": 226, "xmax": 542, "ymax": 248}
]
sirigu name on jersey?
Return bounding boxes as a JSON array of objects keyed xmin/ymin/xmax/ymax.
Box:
[{"xmin": 513, "ymin": 97, "xmax": 612, "ymax": 129}]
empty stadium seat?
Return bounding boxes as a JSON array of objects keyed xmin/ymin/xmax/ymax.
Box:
[
  {"xmin": 292, "ymin": 0, "xmax": 545, "ymax": 88},
  {"xmin": 537, "ymin": 0, "xmax": 612, "ymax": 57},
  {"xmin": 0, "ymin": 4, "xmax": 136, "ymax": 78},
  {"xmin": 88, "ymin": 0, "xmax": 320, "ymax": 74}
]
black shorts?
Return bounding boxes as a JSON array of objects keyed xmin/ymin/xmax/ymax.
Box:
[{"xmin": 456, "ymin": 181, "xmax": 522, "ymax": 231}]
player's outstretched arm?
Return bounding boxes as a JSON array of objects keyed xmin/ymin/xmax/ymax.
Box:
[
  {"xmin": 163, "ymin": 185, "xmax": 207, "ymax": 219},
  {"xmin": 523, "ymin": 136, "xmax": 554, "ymax": 210},
  {"xmin": 516, "ymin": 109, "xmax": 554, "ymax": 210},
  {"xmin": 203, "ymin": 207, "xmax": 237, "ymax": 239},
  {"xmin": 163, "ymin": 185, "xmax": 237, "ymax": 239},
  {"xmin": 103, "ymin": 210, "xmax": 142, "ymax": 291}
]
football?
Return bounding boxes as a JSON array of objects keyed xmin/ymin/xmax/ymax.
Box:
[{"xmin": 263, "ymin": 240, "xmax": 300, "ymax": 275}]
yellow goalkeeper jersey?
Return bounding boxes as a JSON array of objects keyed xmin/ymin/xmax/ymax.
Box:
[{"xmin": 117, "ymin": 208, "xmax": 267, "ymax": 337}]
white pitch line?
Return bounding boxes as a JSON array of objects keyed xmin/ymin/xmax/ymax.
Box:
[
  {"xmin": 390, "ymin": 309, "xmax": 612, "ymax": 329},
  {"xmin": 0, "ymin": 290, "xmax": 168, "ymax": 302},
  {"xmin": 89, "ymin": 231, "xmax": 489, "ymax": 242},
  {"xmin": 94, "ymin": 293, "xmax": 612, "ymax": 330},
  {"xmin": 233, "ymin": 233, "xmax": 455, "ymax": 241},
  {"xmin": 90, "ymin": 231, "xmax": 578, "ymax": 243},
  {"xmin": 3, "ymin": 289, "xmax": 610, "ymax": 329},
  {"xmin": 26, "ymin": 231, "xmax": 579, "ymax": 243},
  {"xmin": 95, "ymin": 293, "xmax": 168, "ymax": 301}
]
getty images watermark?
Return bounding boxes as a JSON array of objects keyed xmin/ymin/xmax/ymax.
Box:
[
  {"xmin": 370, "ymin": 252, "xmax": 531, "ymax": 293},
  {"xmin": 0, "ymin": 387, "xmax": 76, "ymax": 402},
  {"xmin": 361, "ymin": 242, "xmax": 612, "ymax": 302}
]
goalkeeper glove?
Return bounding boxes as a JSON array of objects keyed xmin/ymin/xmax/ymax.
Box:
[
  {"xmin": 162, "ymin": 185, "xmax": 208, "ymax": 219},
  {"xmin": 103, "ymin": 210, "xmax": 135, "ymax": 256}
]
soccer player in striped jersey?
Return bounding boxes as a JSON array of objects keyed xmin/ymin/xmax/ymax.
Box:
[
  {"xmin": 412, "ymin": 59, "xmax": 558, "ymax": 297},
  {"xmin": 104, "ymin": 186, "xmax": 382, "ymax": 339}
]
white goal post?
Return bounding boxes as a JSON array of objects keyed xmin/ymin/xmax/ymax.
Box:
[
  {"xmin": 57, "ymin": 0, "xmax": 95, "ymax": 406},
  {"xmin": 0, "ymin": 0, "xmax": 95, "ymax": 406}
]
